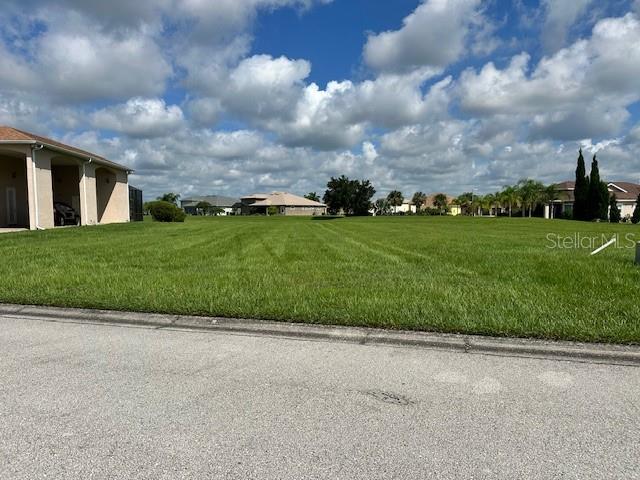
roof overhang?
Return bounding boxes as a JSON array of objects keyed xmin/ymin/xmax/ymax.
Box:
[{"xmin": 0, "ymin": 139, "xmax": 133, "ymax": 173}]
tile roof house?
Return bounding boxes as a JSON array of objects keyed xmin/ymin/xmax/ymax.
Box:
[
  {"xmin": 181, "ymin": 195, "xmax": 240, "ymax": 216},
  {"xmin": 239, "ymin": 192, "xmax": 327, "ymax": 216},
  {"xmin": 422, "ymin": 193, "xmax": 462, "ymax": 216},
  {"xmin": 547, "ymin": 180, "xmax": 640, "ymax": 219},
  {"xmin": 0, "ymin": 126, "xmax": 132, "ymax": 230}
]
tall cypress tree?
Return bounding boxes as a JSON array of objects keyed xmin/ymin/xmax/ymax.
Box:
[
  {"xmin": 573, "ymin": 149, "xmax": 588, "ymax": 220},
  {"xmin": 587, "ymin": 155, "xmax": 609, "ymax": 221},
  {"xmin": 632, "ymin": 194, "xmax": 640, "ymax": 224},
  {"xmin": 609, "ymin": 194, "xmax": 621, "ymax": 223}
]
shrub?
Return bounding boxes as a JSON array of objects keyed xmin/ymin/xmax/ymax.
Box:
[{"xmin": 147, "ymin": 201, "xmax": 186, "ymax": 222}]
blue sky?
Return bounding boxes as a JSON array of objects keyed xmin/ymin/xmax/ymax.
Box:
[{"xmin": 1, "ymin": 0, "xmax": 640, "ymax": 199}]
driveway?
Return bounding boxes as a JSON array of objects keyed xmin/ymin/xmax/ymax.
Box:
[{"xmin": 0, "ymin": 315, "xmax": 638, "ymax": 479}]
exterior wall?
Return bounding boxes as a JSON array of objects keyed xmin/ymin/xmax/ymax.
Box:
[
  {"xmin": 0, "ymin": 154, "xmax": 29, "ymax": 227},
  {"xmin": 95, "ymin": 167, "xmax": 129, "ymax": 224},
  {"xmin": 620, "ymin": 203, "xmax": 636, "ymax": 219},
  {"xmin": 282, "ymin": 206, "xmax": 327, "ymax": 216},
  {"xmin": 449, "ymin": 205, "xmax": 461, "ymax": 216},
  {"xmin": 0, "ymin": 143, "xmax": 129, "ymax": 229},
  {"xmin": 33, "ymin": 149, "xmax": 54, "ymax": 229}
]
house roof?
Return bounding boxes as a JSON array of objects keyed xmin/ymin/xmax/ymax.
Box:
[
  {"xmin": 181, "ymin": 195, "xmax": 240, "ymax": 207},
  {"xmin": 0, "ymin": 126, "xmax": 130, "ymax": 171},
  {"xmin": 249, "ymin": 192, "xmax": 326, "ymax": 207},
  {"xmin": 553, "ymin": 180, "xmax": 640, "ymax": 202},
  {"xmin": 423, "ymin": 193, "xmax": 457, "ymax": 207}
]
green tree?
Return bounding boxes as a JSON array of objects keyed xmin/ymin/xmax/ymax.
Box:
[
  {"xmin": 374, "ymin": 198, "xmax": 391, "ymax": 216},
  {"xmin": 432, "ymin": 193, "xmax": 449, "ymax": 215},
  {"xmin": 541, "ymin": 185, "xmax": 559, "ymax": 219},
  {"xmin": 324, "ymin": 176, "xmax": 352, "ymax": 214},
  {"xmin": 305, "ymin": 192, "xmax": 320, "ymax": 202},
  {"xmin": 632, "ymin": 194, "xmax": 640, "ymax": 224},
  {"xmin": 517, "ymin": 179, "xmax": 545, "ymax": 217},
  {"xmin": 353, "ymin": 180, "xmax": 376, "ymax": 216},
  {"xmin": 157, "ymin": 192, "xmax": 180, "ymax": 206},
  {"xmin": 386, "ymin": 190, "xmax": 404, "ymax": 214},
  {"xmin": 323, "ymin": 176, "xmax": 375, "ymax": 216},
  {"xmin": 412, "ymin": 192, "xmax": 426, "ymax": 213},
  {"xmin": 455, "ymin": 192, "xmax": 473, "ymax": 216},
  {"xmin": 573, "ymin": 149, "xmax": 588, "ymax": 220},
  {"xmin": 587, "ymin": 155, "xmax": 609, "ymax": 221},
  {"xmin": 609, "ymin": 194, "xmax": 621, "ymax": 223},
  {"xmin": 501, "ymin": 185, "xmax": 520, "ymax": 217},
  {"xmin": 267, "ymin": 206, "xmax": 278, "ymax": 216},
  {"xmin": 195, "ymin": 201, "xmax": 212, "ymax": 216}
]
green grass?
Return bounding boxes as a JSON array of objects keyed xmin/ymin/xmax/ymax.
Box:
[{"xmin": 1, "ymin": 216, "xmax": 639, "ymax": 343}]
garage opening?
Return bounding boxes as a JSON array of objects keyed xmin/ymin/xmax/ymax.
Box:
[
  {"xmin": 51, "ymin": 158, "xmax": 81, "ymax": 226},
  {"xmin": 96, "ymin": 167, "xmax": 117, "ymax": 224},
  {"xmin": 0, "ymin": 153, "xmax": 29, "ymax": 228}
]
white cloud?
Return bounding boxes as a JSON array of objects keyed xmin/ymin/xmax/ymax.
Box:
[
  {"xmin": 364, "ymin": 0, "xmax": 482, "ymax": 72},
  {"xmin": 0, "ymin": 12, "xmax": 171, "ymax": 102},
  {"xmin": 541, "ymin": 0, "xmax": 592, "ymax": 52},
  {"xmin": 458, "ymin": 13, "xmax": 640, "ymax": 140},
  {"xmin": 92, "ymin": 98, "xmax": 184, "ymax": 138}
]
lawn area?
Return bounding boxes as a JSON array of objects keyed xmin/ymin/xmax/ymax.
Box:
[{"xmin": 1, "ymin": 216, "xmax": 639, "ymax": 343}]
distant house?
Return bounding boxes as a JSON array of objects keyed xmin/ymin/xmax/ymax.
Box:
[
  {"xmin": 423, "ymin": 194, "xmax": 461, "ymax": 216},
  {"xmin": 395, "ymin": 200, "xmax": 416, "ymax": 214},
  {"xmin": 239, "ymin": 192, "xmax": 326, "ymax": 216},
  {"xmin": 181, "ymin": 195, "xmax": 240, "ymax": 216},
  {"xmin": 546, "ymin": 181, "xmax": 640, "ymax": 220}
]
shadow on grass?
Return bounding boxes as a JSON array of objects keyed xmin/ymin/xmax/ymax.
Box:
[{"xmin": 311, "ymin": 216, "xmax": 345, "ymax": 221}]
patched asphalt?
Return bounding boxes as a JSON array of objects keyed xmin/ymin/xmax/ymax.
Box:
[{"xmin": 1, "ymin": 314, "xmax": 638, "ymax": 479}]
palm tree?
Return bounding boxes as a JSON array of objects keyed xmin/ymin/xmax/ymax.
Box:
[
  {"xmin": 544, "ymin": 184, "xmax": 559, "ymax": 219},
  {"xmin": 387, "ymin": 190, "xmax": 404, "ymax": 214},
  {"xmin": 484, "ymin": 193, "xmax": 495, "ymax": 216},
  {"xmin": 374, "ymin": 198, "xmax": 391, "ymax": 216},
  {"xmin": 432, "ymin": 193, "xmax": 449, "ymax": 215},
  {"xmin": 501, "ymin": 185, "xmax": 520, "ymax": 217},
  {"xmin": 412, "ymin": 192, "xmax": 427, "ymax": 213},
  {"xmin": 157, "ymin": 193, "xmax": 180, "ymax": 206},
  {"xmin": 305, "ymin": 192, "xmax": 320, "ymax": 202},
  {"xmin": 517, "ymin": 179, "xmax": 545, "ymax": 217},
  {"xmin": 455, "ymin": 193, "xmax": 473, "ymax": 216}
]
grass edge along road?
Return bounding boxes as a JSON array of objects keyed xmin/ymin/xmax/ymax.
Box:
[{"xmin": 1, "ymin": 216, "xmax": 639, "ymax": 344}]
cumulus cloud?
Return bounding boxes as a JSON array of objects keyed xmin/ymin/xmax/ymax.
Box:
[
  {"xmin": 2, "ymin": 0, "xmax": 640, "ymax": 200},
  {"xmin": 458, "ymin": 14, "xmax": 640, "ymax": 140},
  {"xmin": 0, "ymin": 12, "xmax": 171, "ymax": 102},
  {"xmin": 92, "ymin": 98, "xmax": 184, "ymax": 138},
  {"xmin": 364, "ymin": 0, "xmax": 483, "ymax": 72},
  {"xmin": 542, "ymin": 0, "xmax": 592, "ymax": 52}
]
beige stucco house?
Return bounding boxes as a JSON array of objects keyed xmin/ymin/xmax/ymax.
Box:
[
  {"xmin": 545, "ymin": 180, "xmax": 640, "ymax": 220},
  {"xmin": 239, "ymin": 192, "xmax": 327, "ymax": 216},
  {"xmin": 0, "ymin": 126, "xmax": 132, "ymax": 230}
]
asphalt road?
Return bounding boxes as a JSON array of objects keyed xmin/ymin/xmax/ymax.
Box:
[{"xmin": 1, "ymin": 316, "xmax": 638, "ymax": 479}]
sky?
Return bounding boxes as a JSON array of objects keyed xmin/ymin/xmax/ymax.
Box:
[{"xmin": 1, "ymin": 0, "xmax": 640, "ymax": 200}]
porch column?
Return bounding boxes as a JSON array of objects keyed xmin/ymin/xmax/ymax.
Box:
[
  {"xmin": 25, "ymin": 153, "xmax": 37, "ymax": 230},
  {"xmin": 79, "ymin": 161, "xmax": 98, "ymax": 225}
]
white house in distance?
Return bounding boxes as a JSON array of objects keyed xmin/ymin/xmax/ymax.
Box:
[
  {"xmin": 0, "ymin": 126, "xmax": 132, "ymax": 230},
  {"xmin": 546, "ymin": 180, "xmax": 640, "ymax": 219}
]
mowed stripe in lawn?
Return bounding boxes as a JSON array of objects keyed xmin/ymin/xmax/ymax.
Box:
[{"xmin": 1, "ymin": 216, "xmax": 639, "ymax": 343}]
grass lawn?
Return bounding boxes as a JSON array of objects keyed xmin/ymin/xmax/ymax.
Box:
[{"xmin": 1, "ymin": 216, "xmax": 639, "ymax": 343}]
